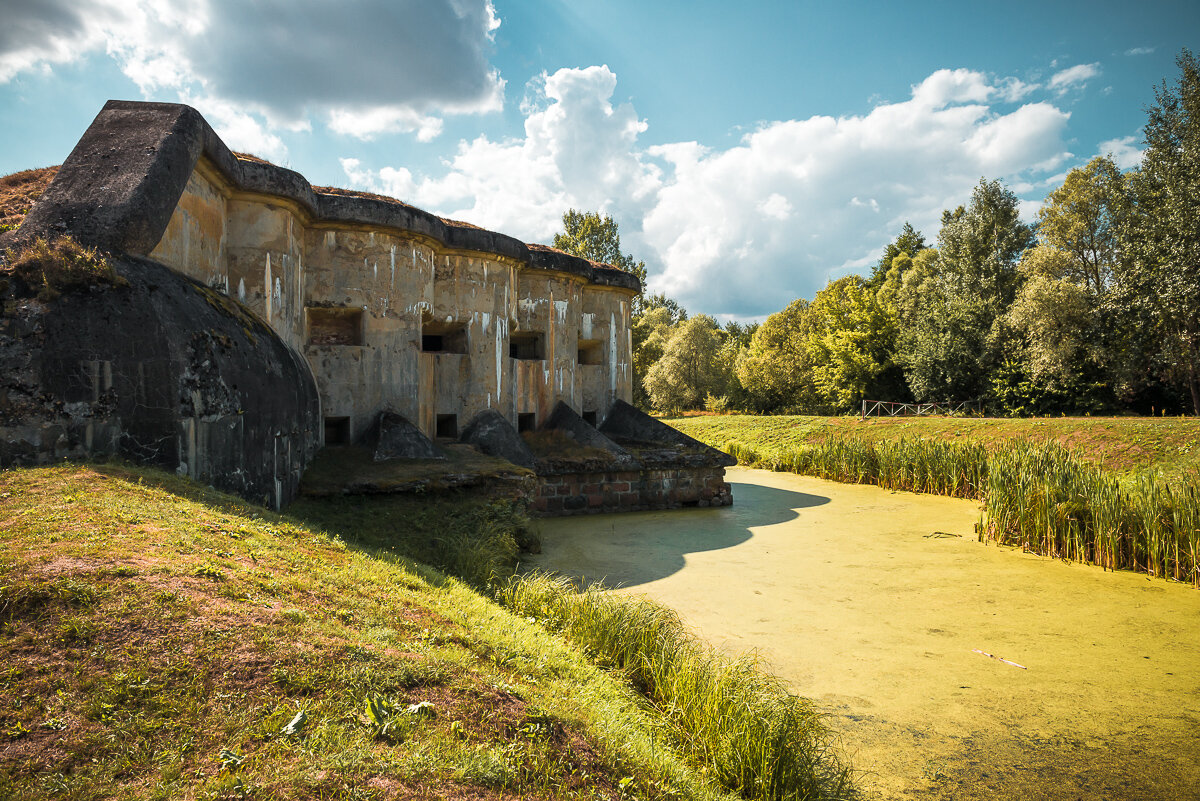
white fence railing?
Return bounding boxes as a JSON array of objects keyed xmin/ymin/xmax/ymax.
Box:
[{"xmin": 860, "ymin": 399, "xmax": 985, "ymax": 420}]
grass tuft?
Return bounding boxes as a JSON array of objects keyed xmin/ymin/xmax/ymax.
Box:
[{"xmin": 2, "ymin": 235, "xmax": 128, "ymax": 301}]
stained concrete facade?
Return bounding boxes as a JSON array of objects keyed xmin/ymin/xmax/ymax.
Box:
[
  {"xmin": 2, "ymin": 100, "xmax": 640, "ymax": 507},
  {"xmin": 146, "ymin": 141, "xmax": 636, "ymax": 447}
]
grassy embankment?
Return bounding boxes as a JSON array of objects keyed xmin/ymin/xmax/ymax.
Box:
[
  {"xmin": 668, "ymin": 415, "xmax": 1200, "ymax": 586},
  {"xmin": 0, "ymin": 461, "xmax": 852, "ymax": 801}
]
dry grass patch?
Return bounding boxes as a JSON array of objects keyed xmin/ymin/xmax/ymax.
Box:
[{"xmin": 0, "ymin": 166, "xmax": 57, "ymax": 232}]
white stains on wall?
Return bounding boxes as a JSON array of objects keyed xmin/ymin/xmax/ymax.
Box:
[
  {"xmin": 495, "ymin": 315, "xmax": 507, "ymax": 400},
  {"xmin": 609, "ymin": 312, "xmax": 618, "ymax": 394},
  {"xmin": 264, "ymin": 253, "xmax": 272, "ymax": 322},
  {"xmin": 155, "ymin": 178, "xmax": 637, "ymax": 441}
]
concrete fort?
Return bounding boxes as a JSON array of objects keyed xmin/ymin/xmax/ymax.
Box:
[{"xmin": 1, "ymin": 100, "xmax": 734, "ymax": 512}]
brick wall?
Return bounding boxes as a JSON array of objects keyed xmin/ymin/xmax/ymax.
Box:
[{"xmin": 531, "ymin": 466, "xmax": 732, "ymax": 516}]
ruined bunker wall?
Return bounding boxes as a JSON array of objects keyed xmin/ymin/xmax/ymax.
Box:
[
  {"xmin": 532, "ymin": 465, "xmax": 733, "ymax": 516},
  {"xmin": 513, "ymin": 271, "xmax": 587, "ymax": 427},
  {"xmin": 302, "ymin": 228, "xmax": 430, "ymax": 443},
  {"xmin": 577, "ymin": 287, "xmax": 633, "ymax": 421},
  {"xmin": 148, "ymin": 159, "xmax": 639, "ymax": 444},
  {"xmin": 27, "ymin": 100, "xmax": 640, "ymax": 453},
  {"xmin": 420, "ymin": 252, "xmax": 520, "ymax": 439},
  {"xmin": 0, "ymin": 255, "xmax": 320, "ymax": 509}
]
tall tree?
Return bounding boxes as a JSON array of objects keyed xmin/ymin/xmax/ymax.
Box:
[
  {"xmin": 737, "ymin": 299, "xmax": 821, "ymax": 412},
  {"xmin": 1037, "ymin": 156, "xmax": 1129, "ymax": 297},
  {"xmin": 894, "ymin": 179, "xmax": 1034, "ymax": 402},
  {"xmin": 643, "ymin": 315, "xmax": 725, "ymax": 413},
  {"xmin": 805, "ymin": 276, "xmax": 900, "ymax": 410},
  {"xmin": 553, "ymin": 209, "xmax": 648, "ymax": 292},
  {"xmin": 868, "ymin": 222, "xmax": 926, "ymax": 288},
  {"xmin": 1115, "ymin": 49, "xmax": 1200, "ymax": 413},
  {"xmin": 937, "ymin": 178, "xmax": 1034, "ymax": 310}
]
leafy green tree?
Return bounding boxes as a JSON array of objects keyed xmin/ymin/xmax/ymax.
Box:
[
  {"xmin": 937, "ymin": 178, "xmax": 1034, "ymax": 310},
  {"xmin": 1114, "ymin": 49, "xmax": 1200, "ymax": 413},
  {"xmin": 737, "ymin": 299, "xmax": 821, "ymax": 412},
  {"xmin": 894, "ymin": 179, "xmax": 1034, "ymax": 403},
  {"xmin": 804, "ymin": 276, "xmax": 900, "ymax": 410},
  {"xmin": 1037, "ymin": 156, "xmax": 1129, "ymax": 297},
  {"xmin": 644, "ymin": 315, "xmax": 725, "ymax": 413},
  {"xmin": 631, "ymin": 305, "xmax": 677, "ymax": 408},
  {"xmin": 553, "ymin": 209, "xmax": 648, "ymax": 293},
  {"xmin": 868, "ymin": 222, "xmax": 926, "ymax": 288}
]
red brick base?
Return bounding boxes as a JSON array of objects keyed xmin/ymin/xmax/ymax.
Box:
[{"xmin": 530, "ymin": 466, "xmax": 733, "ymax": 516}]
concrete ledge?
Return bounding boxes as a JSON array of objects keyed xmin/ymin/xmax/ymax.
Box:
[{"xmin": 11, "ymin": 100, "xmax": 641, "ymax": 293}]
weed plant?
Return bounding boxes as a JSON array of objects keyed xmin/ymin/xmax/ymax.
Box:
[{"xmin": 499, "ymin": 574, "xmax": 855, "ymax": 801}]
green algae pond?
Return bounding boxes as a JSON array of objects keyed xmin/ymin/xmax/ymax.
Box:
[{"xmin": 527, "ymin": 466, "xmax": 1200, "ymax": 801}]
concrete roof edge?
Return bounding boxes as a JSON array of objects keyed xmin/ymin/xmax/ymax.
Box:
[{"xmin": 14, "ymin": 100, "xmax": 641, "ymax": 294}]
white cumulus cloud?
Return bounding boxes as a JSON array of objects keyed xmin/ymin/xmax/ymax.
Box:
[
  {"xmin": 1099, "ymin": 135, "xmax": 1144, "ymax": 169},
  {"xmin": 343, "ymin": 66, "xmax": 1076, "ymax": 318},
  {"xmin": 0, "ymin": 0, "xmax": 505, "ymax": 150},
  {"xmin": 341, "ymin": 65, "xmax": 662, "ymax": 242}
]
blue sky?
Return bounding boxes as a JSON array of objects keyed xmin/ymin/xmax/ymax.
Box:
[{"xmin": 1, "ymin": 0, "xmax": 1195, "ymax": 319}]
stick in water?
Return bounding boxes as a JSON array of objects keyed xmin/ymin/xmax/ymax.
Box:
[{"xmin": 972, "ymin": 649, "xmax": 1027, "ymax": 669}]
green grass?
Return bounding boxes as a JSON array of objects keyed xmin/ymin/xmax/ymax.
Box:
[
  {"xmin": 500, "ymin": 575, "xmax": 853, "ymax": 801},
  {"xmin": 0, "ymin": 462, "xmax": 747, "ymax": 801},
  {"xmin": 674, "ymin": 415, "xmax": 1200, "ymax": 587},
  {"xmin": 668, "ymin": 414, "xmax": 1200, "ymax": 481}
]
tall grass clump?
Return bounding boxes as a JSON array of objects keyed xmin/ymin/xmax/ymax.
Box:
[
  {"xmin": 499, "ymin": 574, "xmax": 854, "ymax": 801},
  {"xmin": 980, "ymin": 442, "xmax": 1200, "ymax": 586},
  {"xmin": 728, "ymin": 436, "xmax": 987, "ymax": 499}
]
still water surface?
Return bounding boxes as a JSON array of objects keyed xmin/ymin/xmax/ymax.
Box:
[{"xmin": 529, "ymin": 466, "xmax": 1200, "ymax": 801}]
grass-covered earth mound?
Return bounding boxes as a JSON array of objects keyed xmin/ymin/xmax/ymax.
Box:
[{"xmin": 0, "ymin": 462, "xmax": 852, "ymax": 801}]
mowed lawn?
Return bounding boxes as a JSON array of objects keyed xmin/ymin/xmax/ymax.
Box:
[{"xmin": 666, "ymin": 414, "xmax": 1200, "ymax": 479}]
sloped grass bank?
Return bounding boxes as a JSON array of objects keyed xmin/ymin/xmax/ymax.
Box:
[
  {"xmin": 501, "ymin": 576, "xmax": 853, "ymax": 801},
  {"xmin": 703, "ymin": 429, "xmax": 1199, "ymax": 587},
  {"xmin": 1, "ymin": 462, "xmax": 854, "ymax": 800},
  {"xmin": 0, "ymin": 463, "xmax": 732, "ymax": 800}
]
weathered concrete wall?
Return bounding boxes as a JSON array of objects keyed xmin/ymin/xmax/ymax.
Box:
[
  {"xmin": 0, "ymin": 255, "xmax": 321, "ymax": 509},
  {"xmin": 6, "ymin": 100, "xmax": 641, "ymax": 507},
  {"xmin": 148, "ymin": 150, "xmax": 639, "ymax": 445}
]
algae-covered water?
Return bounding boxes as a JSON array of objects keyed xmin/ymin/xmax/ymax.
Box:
[{"xmin": 528, "ymin": 466, "xmax": 1200, "ymax": 801}]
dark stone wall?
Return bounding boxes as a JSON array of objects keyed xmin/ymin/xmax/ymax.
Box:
[
  {"xmin": 0, "ymin": 254, "xmax": 320, "ymax": 508},
  {"xmin": 531, "ymin": 466, "xmax": 733, "ymax": 516}
]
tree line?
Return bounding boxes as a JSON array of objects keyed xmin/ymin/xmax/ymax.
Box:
[{"xmin": 555, "ymin": 50, "xmax": 1200, "ymax": 417}]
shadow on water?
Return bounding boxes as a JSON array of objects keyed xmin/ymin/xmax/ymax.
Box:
[{"xmin": 528, "ymin": 479, "xmax": 829, "ymax": 589}]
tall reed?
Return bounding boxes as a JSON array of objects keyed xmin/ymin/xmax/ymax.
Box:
[
  {"xmin": 498, "ymin": 574, "xmax": 855, "ymax": 801},
  {"xmin": 719, "ymin": 432, "xmax": 1199, "ymax": 587},
  {"xmin": 981, "ymin": 443, "xmax": 1200, "ymax": 586},
  {"xmin": 726, "ymin": 436, "xmax": 987, "ymax": 499}
]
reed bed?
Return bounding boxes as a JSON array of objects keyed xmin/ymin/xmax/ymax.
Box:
[
  {"xmin": 982, "ymin": 444, "xmax": 1200, "ymax": 586},
  {"xmin": 724, "ymin": 437, "xmax": 987, "ymax": 499},
  {"xmin": 721, "ymin": 435, "xmax": 1200, "ymax": 587},
  {"xmin": 498, "ymin": 574, "xmax": 855, "ymax": 801}
]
